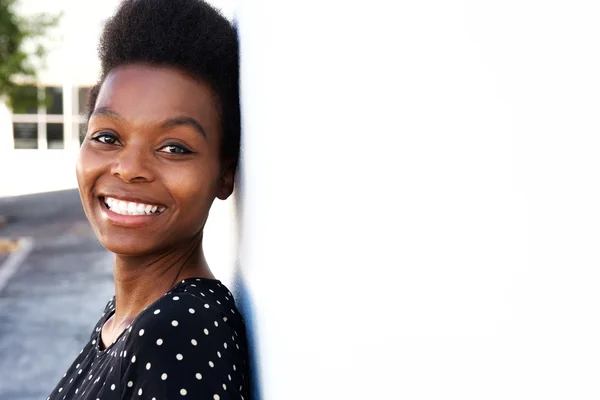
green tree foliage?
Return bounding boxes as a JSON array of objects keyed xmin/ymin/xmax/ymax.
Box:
[{"xmin": 0, "ymin": 0, "xmax": 60, "ymax": 112}]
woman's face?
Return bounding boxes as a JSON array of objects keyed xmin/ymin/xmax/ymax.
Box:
[{"xmin": 77, "ymin": 64, "xmax": 233, "ymax": 256}]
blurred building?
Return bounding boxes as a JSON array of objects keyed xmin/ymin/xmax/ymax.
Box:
[{"xmin": 0, "ymin": 0, "xmax": 235, "ymax": 197}]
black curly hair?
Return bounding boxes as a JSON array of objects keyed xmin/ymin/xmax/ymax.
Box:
[{"xmin": 87, "ymin": 0, "xmax": 240, "ymax": 167}]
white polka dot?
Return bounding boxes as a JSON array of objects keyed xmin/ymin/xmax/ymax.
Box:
[
  {"xmin": 236, "ymin": 344, "xmax": 240, "ymax": 349},
  {"xmin": 127, "ymin": 381, "xmax": 133, "ymax": 387},
  {"xmin": 196, "ymin": 373, "xmax": 202, "ymax": 380},
  {"xmin": 131, "ymin": 355, "xmax": 136, "ymax": 363},
  {"xmin": 209, "ymin": 289, "xmax": 214, "ymax": 293},
  {"xmin": 139, "ymin": 329, "xmax": 145, "ymax": 336},
  {"xmin": 172, "ymin": 320, "xmax": 179, "ymax": 327},
  {"xmin": 157, "ymin": 338, "xmax": 163, "ymax": 345},
  {"xmin": 214, "ymin": 321, "xmax": 219, "ymax": 327},
  {"xmin": 204, "ymin": 328, "xmax": 209, "ymax": 335},
  {"xmin": 209, "ymin": 361, "xmax": 214, "ymax": 368},
  {"xmin": 217, "ymin": 351, "xmax": 222, "ymax": 358},
  {"xmin": 58, "ymin": 388, "xmax": 62, "ymax": 393},
  {"xmin": 200, "ymin": 292, "xmax": 206, "ymax": 297},
  {"xmin": 189, "ymin": 308, "xmax": 195, "ymax": 314},
  {"xmin": 146, "ymin": 362, "xmax": 152, "ymax": 370},
  {"xmin": 78, "ymin": 369, "xmax": 82, "ymax": 374},
  {"xmin": 91, "ymin": 340, "xmax": 96, "ymax": 345},
  {"xmin": 176, "ymin": 353, "xmax": 184, "ymax": 361},
  {"xmin": 213, "ymin": 395, "xmax": 220, "ymax": 400},
  {"xmin": 180, "ymin": 389, "xmax": 187, "ymax": 396},
  {"xmin": 111, "ymin": 384, "xmax": 116, "ymax": 390},
  {"xmin": 228, "ymin": 374, "xmax": 231, "ymax": 381},
  {"xmin": 233, "ymin": 365, "xmax": 236, "ymax": 371},
  {"xmin": 191, "ymin": 339, "xmax": 197, "ymax": 346},
  {"xmin": 89, "ymin": 374, "xmax": 93, "ymax": 380},
  {"xmin": 124, "ymin": 350, "xmax": 127, "ymax": 357},
  {"xmin": 216, "ymin": 300, "xmax": 221, "ymax": 305},
  {"xmin": 138, "ymin": 388, "xmax": 143, "ymax": 395},
  {"xmin": 173, "ymin": 296, "xmax": 180, "ymax": 301},
  {"xmin": 204, "ymin": 304, "xmax": 210, "ymax": 309},
  {"xmin": 76, "ymin": 364, "xmax": 80, "ymax": 368},
  {"xmin": 154, "ymin": 309, "xmax": 161, "ymax": 315},
  {"xmin": 223, "ymin": 317, "xmax": 228, "ymax": 322},
  {"xmin": 224, "ymin": 342, "xmax": 228, "ymax": 349},
  {"xmin": 223, "ymin": 383, "xmax": 227, "ymax": 390},
  {"xmin": 161, "ymin": 373, "xmax": 168, "ymax": 380}
]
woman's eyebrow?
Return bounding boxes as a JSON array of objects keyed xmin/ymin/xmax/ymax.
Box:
[
  {"xmin": 90, "ymin": 107, "xmax": 122, "ymax": 121},
  {"xmin": 90, "ymin": 108, "xmax": 207, "ymax": 139},
  {"xmin": 161, "ymin": 116, "xmax": 207, "ymax": 139}
]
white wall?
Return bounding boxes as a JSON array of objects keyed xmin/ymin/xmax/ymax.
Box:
[{"xmin": 236, "ymin": 1, "xmax": 600, "ymax": 399}]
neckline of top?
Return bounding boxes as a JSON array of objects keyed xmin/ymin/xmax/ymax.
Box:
[{"xmin": 94, "ymin": 277, "xmax": 222, "ymax": 355}]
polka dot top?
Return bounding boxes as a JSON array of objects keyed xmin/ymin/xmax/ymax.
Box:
[{"xmin": 47, "ymin": 278, "xmax": 249, "ymax": 400}]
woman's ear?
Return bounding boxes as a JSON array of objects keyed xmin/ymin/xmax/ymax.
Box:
[{"xmin": 216, "ymin": 161, "xmax": 236, "ymax": 200}]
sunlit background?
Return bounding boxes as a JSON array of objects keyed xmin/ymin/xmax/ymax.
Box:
[{"xmin": 2, "ymin": 0, "xmax": 600, "ymax": 399}]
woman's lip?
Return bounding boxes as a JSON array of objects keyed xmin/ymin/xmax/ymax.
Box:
[{"xmin": 98, "ymin": 198, "xmax": 164, "ymax": 228}]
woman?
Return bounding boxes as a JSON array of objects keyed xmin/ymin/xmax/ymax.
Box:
[{"xmin": 47, "ymin": 0, "xmax": 248, "ymax": 398}]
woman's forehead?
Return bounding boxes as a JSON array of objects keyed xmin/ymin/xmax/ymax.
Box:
[{"xmin": 94, "ymin": 64, "xmax": 220, "ymax": 130}]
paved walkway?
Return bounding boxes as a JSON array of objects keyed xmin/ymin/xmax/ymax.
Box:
[{"xmin": 0, "ymin": 190, "xmax": 114, "ymax": 400}]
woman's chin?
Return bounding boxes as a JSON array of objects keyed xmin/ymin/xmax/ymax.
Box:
[{"xmin": 98, "ymin": 237, "xmax": 158, "ymax": 257}]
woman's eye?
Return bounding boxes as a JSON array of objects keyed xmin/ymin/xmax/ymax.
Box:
[
  {"xmin": 159, "ymin": 144, "xmax": 191, "ymax": 154},
  {"xmin": 91, "ymin": 132, "xmax": 118, "ymax": 145}
]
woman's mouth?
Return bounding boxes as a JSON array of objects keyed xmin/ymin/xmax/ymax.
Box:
[{"xmin": 101, "ymin": 196, "xmax": 166, "ymax": 216}]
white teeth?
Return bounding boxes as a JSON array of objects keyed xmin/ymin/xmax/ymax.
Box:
[
  {"xmin": 104, "ymin": 197, "xmax": 165, "ymax": 216},
  {"xmin": 127, "ymin": 203, "xmax": 137, "ymax": 213}
]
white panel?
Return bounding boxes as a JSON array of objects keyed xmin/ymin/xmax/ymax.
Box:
[{"xmin": 237, "ymin": 1, "xmax": 600, "ymax": 399}]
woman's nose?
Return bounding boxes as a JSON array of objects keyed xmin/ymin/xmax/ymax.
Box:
[{"xmin": 110, "ymin": 145, "xmax": 155, "ymax": 183}]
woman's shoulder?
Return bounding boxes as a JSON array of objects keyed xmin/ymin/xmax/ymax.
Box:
[
  {"xmin": 126, "ymin": 278, "xmax": 245, "ymax": 346},
  {"xmin": 116, "ymin": 280, "xmax": 249, "ymax": 399}
]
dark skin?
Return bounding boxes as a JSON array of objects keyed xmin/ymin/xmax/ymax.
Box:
[{"xmin": 76, "ymin": 64, "xmax": 235, "ymax": 348}]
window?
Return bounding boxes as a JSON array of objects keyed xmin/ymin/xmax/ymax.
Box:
[
  {"xmin": 45, "ymin": 86, "xmax": 63, "ymax": 115},
  {"xmin": 10, "ymin": 85, "xmax": 90, "ymax": 150},
  {"xmin": 78, "ymin": 87, "xmax": 91, "ymax": 116},
  {"xmin": 11, "ymin": 85, "xmax": 38, "ymax": 114},
  {"xmin": 47, "ymin": 123, "xmax": 64, "ymax": 149},
  {"xmin": 13, "ymin": 123, "xmax": 38, "ymax": 149}
]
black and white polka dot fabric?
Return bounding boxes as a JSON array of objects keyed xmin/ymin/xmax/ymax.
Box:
[{"xmin": 47, "ymin": 278, "xmax": 249, "ymax": 399}]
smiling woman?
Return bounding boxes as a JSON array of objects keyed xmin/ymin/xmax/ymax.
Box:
[{"xmin": 47, "ymin": 1, "xmax": 247, "ymax": 399}]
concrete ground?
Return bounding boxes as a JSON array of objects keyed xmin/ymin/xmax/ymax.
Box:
[{"xmin": 0, "ymin": 190, "xmax": 113, "ymax": 400}]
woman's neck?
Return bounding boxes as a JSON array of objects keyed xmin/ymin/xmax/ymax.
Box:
[{"xmin": 110, "ymin": 235, "xmax": 215, "ymax": 328}]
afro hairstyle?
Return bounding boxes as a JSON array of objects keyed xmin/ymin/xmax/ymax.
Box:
[{"xmin": 87, "ymin": 0, "xmax": 240, "ymax": 168}]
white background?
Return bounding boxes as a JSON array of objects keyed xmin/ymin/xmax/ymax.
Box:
[{"xmin": 237, "ymin": 1, "xmax": 600, "ymax": 399}]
